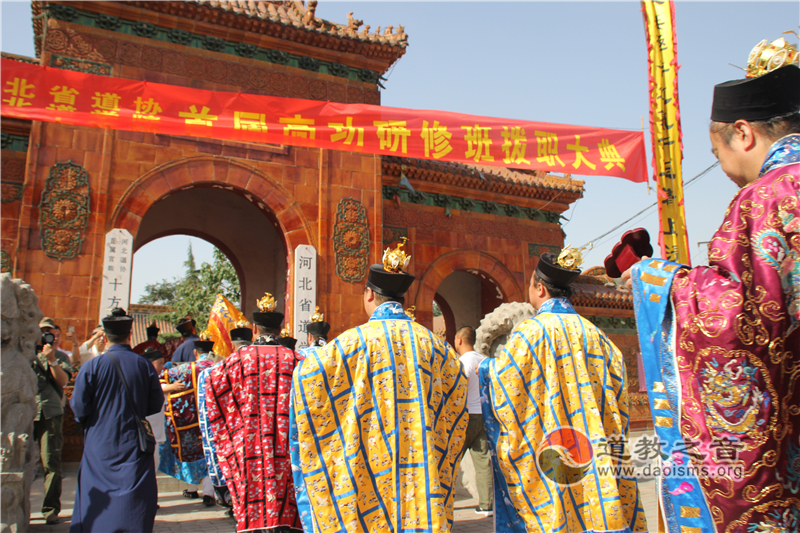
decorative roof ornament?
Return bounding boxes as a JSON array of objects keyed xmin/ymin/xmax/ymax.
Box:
[
  {"xmin": 281, "ymin": 325, "xmax": 292, "ymax": 338},
  {"xmin": 557, "ymin": 243, "xmax": 593, "ymax": 271},
  {"xmin": 747, "ymin": 33, "xmax": 799, "ymax": 78},
  {"xmin": 405, "ymin": 306, "xmax": 416, "ymax": 321},
  {"xmin": 256, "ymin": 293, "xmax": 277, "ymax": 312},
  {"xmin": 382, "ymin": 237, "xmax": 411, "ymax": 273},
  {"xmin": 310, "ymin": 307, "xmax": 324, "ymax": 323}
]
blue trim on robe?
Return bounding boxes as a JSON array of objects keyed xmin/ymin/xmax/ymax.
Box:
[
  {"xmin": 197, "ymin": 364, "xmax": 225, "ymax": 487},
  {"xmin": 158, "ymin": 353, "xmax": 214, "ymax": 485},
  {"xmin": 759, "ymin": 133, "xmax": 800, "ymax": 176},
  {"xmin": 631, "ymin": 259, "xmax": 715, "ymax": 533},
  {"xmin": 478, "ymin": 296, "xmax": 576, "ymax": 533},
  {"xmin": 290, "ymin": 299, "xmax": 466, "ymax": 533},
  {"xmin": 289, "ymin": 369, "xmax": 316, "ymax": 533},
  {"xmin": 479, "ymin": 359, "xmax": 527, "ymax": 533},
  {"xmin": 158, "ymin": 443, "xmax": 208, "ymax": 485},
  {"xmin": 297, "ymin": 344, "xmax": 322, "ymax": 361}
]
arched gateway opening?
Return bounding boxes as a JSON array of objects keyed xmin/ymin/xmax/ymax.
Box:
[
  {"xmin": 110, "ymin": 156, "xmax": 316, "ymax": 317},
  {"xmin": 413, "ymin": 249, "xmax": 524, "ymax": 343},
  {"xmin": 433, "ymin": 270, "xmax": 505, "ymax": 345},
  {"xmin": 134, "ymin": 186, "xmax": 287, "ymax": 315}
]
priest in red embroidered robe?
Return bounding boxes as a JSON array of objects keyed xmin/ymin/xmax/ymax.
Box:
[
  {"xmin": 627, "ymin": 50, "xmax": 800, "ymax": 531},
  {"xmin": 204, "ymin": 293, "xmax": 302, "ymax": 532},
  {"xmin": 133, "ymin": 323, "xmax": 166, "ymax": 358}
]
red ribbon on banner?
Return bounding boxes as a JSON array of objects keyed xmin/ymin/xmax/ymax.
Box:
[{"xmin": 1, "ymin": 58, "xmax": 647, "ymax": 182}]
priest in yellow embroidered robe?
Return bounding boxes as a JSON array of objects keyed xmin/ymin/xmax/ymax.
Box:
[
  {"xmin": 290, "ymin": 239, "xmax": 468, "ymax": 532},
  {"xmin": 480, "ymin": 251, "xmax": 648, "ymax": 533}
]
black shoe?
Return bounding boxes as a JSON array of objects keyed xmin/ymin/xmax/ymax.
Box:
[
  {"xmin": 203, "ymin": 495, "xmax": 215, "ymax": 507},
  {"xmin": 183, "ymin": 490, "xmax": 199, "ymax": 499},
  {"xmin": 45, "ymin": 515, "xmax": 59, "ymax": 525}
]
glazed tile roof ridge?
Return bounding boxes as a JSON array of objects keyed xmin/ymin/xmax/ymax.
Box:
[
  {"xmin": 571, "ymin": 273, "xmax": 633, "ymax": 310},
  {"xmin": 183, "ymin": 0, "xmax": 408, "ymax": 47},
  {"xmin": 1, "ymin": 52, "xmax": 40, "ymax": 65},
  {"xmin": 32, "ymin": 1, "xmax": 408, "ymax": 65},
  {"xmin": 382, "ymin": 155, "xmax": 585, "ymax": 202},
  {"xmin": 129, "ymin": 303, "xmax": 172, "ymax": 313}
]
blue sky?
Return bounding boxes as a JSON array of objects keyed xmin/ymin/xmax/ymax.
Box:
[{"xmin": 2, "ymin": 1, "xmax": 798, "ymax": 302}]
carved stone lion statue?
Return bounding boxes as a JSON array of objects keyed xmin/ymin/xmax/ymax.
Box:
[
  {"xmin": 1, "ymin": 274, "xmax": 42, "ymax": 533},
  {"xmin": 474, "ymin": 301, "xmax": 536, "ymax": 358}
]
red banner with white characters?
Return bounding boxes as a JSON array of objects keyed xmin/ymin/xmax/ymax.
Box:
[{"xmin": 1, "ymin": 58, "xmax": 647, "ymax": 182}]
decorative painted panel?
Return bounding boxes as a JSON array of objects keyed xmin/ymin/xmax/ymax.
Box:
[
  {"xmin": 528, "ymin": 243, "xmax": 561, "ymax": 258},
  {"xmin": 39, "ymin": 161, "xmax": 91, "ymax": 261},
  {"xmin": 0, "ymin": 133, "xmax": 29, "ymax": 153},
  {"xmin": 333, "ymin": 198, "xmax": 370, "ymax": 283},
  {"xmin": 50, "ymin": 54, "xmax": 112, "ymax": 76},
  {"xmin": 383, "ymin": 185, "xmax": 562, "ymax": 224},
  {"xmin": 582, "ymin": 315, "xmax": 637, "ymax": 332},
  {"xmin": 382, "ymin": 226, "xmax": 408, "ymax": 246},
  {"xmin": 1, "ymin": 183, "xmax": 23, "ymax": 203},
  {"xmin": 384, "ymin": 204, "xmax": 562, "ymax": 245}
]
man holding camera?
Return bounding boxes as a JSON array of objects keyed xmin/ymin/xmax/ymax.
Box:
[{"xmin": 34, "ymin": 317, "xmax": 75, "ymax": 525}]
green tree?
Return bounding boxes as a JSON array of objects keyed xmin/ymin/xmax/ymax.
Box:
[{"xmin": 139, "ymin": 245, "xmax": 240, "ymax": 332}]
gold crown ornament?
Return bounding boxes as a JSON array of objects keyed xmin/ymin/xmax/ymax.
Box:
[
  {"xmin": 199, "ymin": 330, "xmax": 213, "ymax": 341},
  {"xmin": 405, "ymin": 306, "xmax": 416, "ymax": 321},
  {"xmin": 310, "ymin": 307, "xmax": 324, "ymax": 323},
  {"xmin": 747, "ymin": 33, "xmax": 799, "ymax": 78},
  {"xmin": 234, "ymin": 320, "xmax": 251, "ymax": 329},
  {"xmin": 382, "ymin": 237, "xmax": 411, "ymax": 273},
  {"xmin": 281, "ymin": 326, "xmax": 292, "ymax": 338},
  {"xmin": 256, "ymin": 293, "xmax": 277, "ymax": 312},
  {"xmin": 557, "ymin": 243, "xmax": 593, "ymax": 270}
]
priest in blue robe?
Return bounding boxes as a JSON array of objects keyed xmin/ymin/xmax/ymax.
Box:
[
  {"xmin": 171, "ymin": 316, "xmax": 199, "ymax": 363},
  {"xmin": 70, "ymin": 308, "xmax": 164, "ymax": 533}
]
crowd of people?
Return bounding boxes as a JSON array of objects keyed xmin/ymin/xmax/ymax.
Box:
[{"xmin": 30, "ymin": 42, "xmax": 799, "ymax": 533}]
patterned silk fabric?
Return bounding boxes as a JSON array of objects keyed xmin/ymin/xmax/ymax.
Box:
[
  {"xmin": 161, "ymin": 336, "xmax": 185, "ymax": 362},
  {"xmin": 480, "ymin": 298, "xmax": 648, "ymax": 533},
  {"xmin": 204, "ymin": 344, "xmax": 302, "ymax": 532},
  {"xmin": 632, "ymin": 134, "xmax": 800, "ymax": 532},
  {"xmin": 290, "ymin": 302, "xmax": 468, "ymax": 533},
  {"xmin": 297, "ymin": 339, "xmax": 326, "ymax": 361},
  {"xmin": 197, "ymin": 364, "xmax": 225, "ymax": 487},
  {"xmin": 162, "ymin": 355, "xmax": 216, "ymax": 464}
]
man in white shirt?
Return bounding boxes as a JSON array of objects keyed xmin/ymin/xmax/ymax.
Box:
[
  {"xmin": 454, "ymin": 326, "xmax": 493, "ymax": 515},
  {"xmin": 75, "ymin": 325, "xmax": 107, "ymax": 365}
]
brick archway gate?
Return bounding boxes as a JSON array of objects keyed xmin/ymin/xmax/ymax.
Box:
[
  {"xmin": 108, "ymin": 155, "xmax": 317, "ymax": 317},
  {"xmin": 410, "ymin": 250, "xmax": 525, "ymax": 331}
]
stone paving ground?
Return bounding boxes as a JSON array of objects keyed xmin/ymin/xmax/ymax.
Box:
[{"xmin": 30, "ymin": 461, "xmax": 659, "ymax": 532}]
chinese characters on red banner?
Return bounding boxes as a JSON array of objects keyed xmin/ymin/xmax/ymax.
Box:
[{"xmin": 1, "ymin": 59, "xmax": 648, "ymax": 183}]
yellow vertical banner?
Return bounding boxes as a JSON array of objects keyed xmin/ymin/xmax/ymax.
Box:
[
  {"xmin": 206, "ymin": 294, "xmax": 248, "ymax": 359},
  {"xmin": 642, "ymin": 0, "xmax": 691, "ymax": 265}
]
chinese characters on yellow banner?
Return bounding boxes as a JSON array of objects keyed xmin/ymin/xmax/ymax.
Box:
[{"xmin": 642, "ymin": 0, "xmax": 690, "ymax": 263}]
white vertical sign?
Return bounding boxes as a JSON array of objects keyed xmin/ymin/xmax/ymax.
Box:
[
  {"xmin": 293, "ymin": 245, "xmax": 317, "ymax": 350},
  {"xmin": 98, "ymin": 229, "xmax": 133, "ymax": 322}
]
